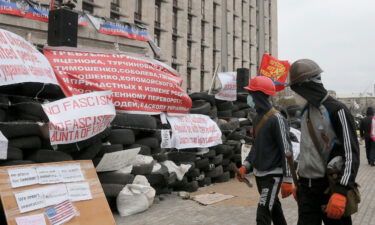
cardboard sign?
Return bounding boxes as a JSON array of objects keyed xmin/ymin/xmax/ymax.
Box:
[
  {"xmin": 0, "ymin": 29, "xmax": 58, "ymax": 86},
  {"xmin": 96, "ymin": 148, "xmax": 140, "ymax": 172},
  {"xmin": 215, "ymin": 72, "xmax": 237, "ymax": 101},
  {"xmin": 259, "ymin": 54, "xmax": 290, "ymax": 91},
  {"xmin": 167, "ymin": 114, "xmax": 222, "ymax": 149},
  {"xmin": 0, "ymin": 160, "xmax": 116, "ymax": 225},
  {"xmin": 42, "ymin": 91, "xmax": 116, "ymax": 145},
  {"xmin": 43, "ymin": 46, "xmax": 192, "ymax": 114}
]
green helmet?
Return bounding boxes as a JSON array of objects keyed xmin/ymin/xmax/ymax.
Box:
[{"xmin": 289, "ymin": 59, "xmax": 323, "ymax": 86}]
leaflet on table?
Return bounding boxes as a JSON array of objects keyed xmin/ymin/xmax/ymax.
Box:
[
  {"xmin": 96, "ymin": 147, "xmax": 140, "ymax": 172},
  {"xmin": 14, "ymin": 182, "xmax": 92, "ymax": 213},
  {"xmin": 15, "ymin": 213, "xmax": 47, "ymax": 225},
  {"xmin": 8, "ymin": 163, "xmax": 84, "ymax": 188}
]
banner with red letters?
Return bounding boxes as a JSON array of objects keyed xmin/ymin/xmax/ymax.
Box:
[
  {"xmin": 0, "ymin": 28, "xmax": 58, "ymax": 86},
  {"xmin": 258, "ymin": 54, "xmax": 290, "ymax": 92},
  {"xmin": 215, "ymin": 72, "xmax": 237, "ymax": 101},
  {"xmin": 167, "ymin": 114, "xmax": 222, "ymax": 149},
  {"xmin": 42, "ymin": 91, "xmax": 116, "ymax": 145},
  {"xmin": 43, "ymin": 46, "xmax": 192, "ymax": 114}
]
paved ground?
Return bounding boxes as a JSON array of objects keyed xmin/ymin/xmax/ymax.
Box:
[{"xmin": 115, "ymin": 145, "xmax": 375, "ymax": 225}]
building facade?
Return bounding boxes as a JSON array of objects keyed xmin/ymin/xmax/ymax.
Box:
[{"xmin": 0, "ymin": 0, "xmax": 278, "ymax": 92}]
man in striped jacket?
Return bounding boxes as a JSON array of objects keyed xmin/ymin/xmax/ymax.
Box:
[{"xmin": 289, "ymin": 59, "xmax": 359, "ymax": 225}]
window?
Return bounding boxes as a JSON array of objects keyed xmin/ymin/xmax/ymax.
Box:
[
  {"xmin": 200, "ymin": 72, "xmax": 205, "ymax": 91},
  {"xmin": 154, "ymin": 30, "xmax": 160, "ymax": 47},
  {"xmin": 155, "ymin": 0, "xmax": 161, "ymax": 27},
  {"xmin": 213, "ymin": 28, "xmax": 216, "ymax": 49},
  {"xmin": 110, "ymin": 0, "xmax": 120, "ymax": 20},
  {"xmin": 173, "ymin": 8, "xmax": 178, "ymax": 34},
  {"xmin": 172, "ymin": 63, "xmax": 178, "ymax": 70},
  {"xmin": 233, "ymin": 0, "xmax": 235, "ymax": 11},
  {"xmin": 201, "ymin": 21, "xmax": 205, "ymax": 41},
  {"xmin": 187, "ymin": 41, "xmax": 192, "ymax": 62},
  {"xmin": 188, "ymin": 0, "xmax": 192, "ymax": 11},
  {"xmin": 134, "ymin": 0, "xmax": 142, "ymax": 21},
  {"xmin": 82, "ymin": 1, "xmax": 94, "ymax": 14},
  {"xmin": 213, "ymin": 50, "xmax": 216, "ymax": 72},
  {"xmin": 188, "ymin": 15, "xmax": 192, "ymax": 38},
  {"xmin": 172, "ymin": 36, "xmax": 177, "ymax": 59},
  {"xmin": 201, "ymin": 0, "xmax": 205, "ymax": 16},
  {"xmin": 187, "ymin": 68, "xmax": 192, "ymax": 92}
]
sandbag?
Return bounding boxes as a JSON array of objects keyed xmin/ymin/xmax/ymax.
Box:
[{"xmin": 116, "ymin": 175, "xmax": 156, "ymax": 217}]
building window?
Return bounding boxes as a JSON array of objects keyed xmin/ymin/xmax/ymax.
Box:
[
  {"xmin": 200, "ymin": 72, "xmax": 205, "ymax": 91},
  {"xmin": 187, "ymin": 41, "xmax": 192, "ymax": 62},
  {"xmin": 110, "ymin": 0, "xmax": 120, "ymax": 20},
  {"xmin": 188, "ymin": 15, "xmax": 192, "ymax": 39},
  {"xmin": 154, "ymin": 30, "xmax": 160, "ymax": 47},
  {"xmin": 201, "ymin": 0, "xmax": 205, "ymax": 16},
  {"xmin": 82, "ymin": 1, "xmax": 94, "ymax": 14},
  {"xmin": 213, "ymin": 50, "xmax": 216, "ymax": 72},
  {"xmin": 213, "ymin": 4, "xmax": 217, "ymax": 26},
  {"xmin": 201, "ymin": 21, "xmax": 205, "ymax": 41},
  {"xmin": 172, "ymin": 36, "xmax": 177, "ymax": 59},
  {"xmin": 187, "ymin": 68, "xmax": 192, "ymax": 92},
  {"xmin": 155, "ymin": 0, "xmax": 161, "ymax": 27},
  {"xmin": 213, "ymin": 28, "xmax": 216, "ymax": 49},
  {"xmin": 173, "ymin": 8, "xmax": 178, "ymax": 34},
  {"xmin": 172, "ymin": 63, "xmax": 178, "ymax": 71},
  {"xmin": 201, "ymin": 46, "xmax": 204, "ymax": 66},
  {"xmin": 188, "ymin": 0, "xmax": 192, "ymax": 12},
  {"xmin": 134, "ymin": 0, "xmax": 142, "ymax": 21},
  {"xmin": 233, "ymin": 0, "xmax": 235, "ymax": 11}
]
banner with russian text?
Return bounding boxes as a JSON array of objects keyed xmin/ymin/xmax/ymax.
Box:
[
  {"xmin": 258, "ymin": 54, "xmax": 290, "ymax": 92},
  {"xmin": 0, "ymin": 28, "xmax": 58, "ymax": 86},
  {"xmin": 167, "ymin": 114, "xmax": 222, "ymax": 149},
  {"xmin": 42, "ymin": 91, "xmax": 116, "ymax": 145},
  {"xmin": 215, "ymin": 72, "xmax": 237, "ymax": 101},
  {"xmin": 43, "ymin": 46, "xmax": 192, "ymax": 114}
]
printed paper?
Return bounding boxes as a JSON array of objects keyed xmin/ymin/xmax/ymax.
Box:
[
  {"xmin": 15, "ymin": 213, "xmax": 47, "ymax": 225},
  {"xmin": 15, "ymin": 188, "xmax": 45, "ymax": 213},
  {"xmin": 8, "ymin": 167, "xmax": 38, "ymax": 188},
  {"xmin": 96, "ymin": 148, "xmax": 140, "ymax": 172},
  {"xmin": 59, "ymin": 164, "xmax": 84, "ymax": 183},
  {"xmin": 66, "ymin": 182, "xmax": 92, "ymax": 202},
  {"xmin": 43, "ymin": 184, "xmax": 69, "ymax": 207},
  {"xmin": 37, "ymin": 166, "xmax": 62, "ymax": 184},
  {"xmin": 0, "ymin": 131, "xmax": 7, "ymax": 159}
]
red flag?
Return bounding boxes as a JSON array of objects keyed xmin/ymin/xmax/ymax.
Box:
[{"xmin": 258, "ymin": 54, "xmax": 290, "ymax": 91}]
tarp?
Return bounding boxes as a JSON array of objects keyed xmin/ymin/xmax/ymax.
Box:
[
  {"xmin": 43, "ymin": 46, "xmax": 192, "ymax": 114},
  {"xmin": 258, "ymin": 54, "xmax": 290, "ymax": 92},
  {"xmin": 0, "ymin": 28, "xmax": 58, "ymax": 86}
]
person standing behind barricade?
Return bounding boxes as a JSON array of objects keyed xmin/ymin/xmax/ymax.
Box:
[
  {"xmin": 237, "ymin": 76, "xmax": 294, "ymax": 225},
  {"xmin": 288, "ymin": 59, "xmax": 360, "ymax": 225},
  {"xmin": 360, "ymin": 107, "xmax": 375, "ymax": 166}
]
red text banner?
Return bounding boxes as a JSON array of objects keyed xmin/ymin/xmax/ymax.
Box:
[
  {"xmin": 259, "ymin": 54, "xmax": 290, "ymax": 92},
  {"xmin": 167, "ymin": 114, "xmax": 222, "ymax": 149},
  {"xmin": 43, "ymin": 47, "xmax": 192, "ymax": 114},
  {"xmin": 215, "ymin": 72, "xmax": 237, "ymax": 101},
  {"xmin": 42, "ymin": 91, "xmax": 116, "ymax": 145},
  {"xmin": 0, "ymin": 29, "xmax": 58, "ymax": 86}
]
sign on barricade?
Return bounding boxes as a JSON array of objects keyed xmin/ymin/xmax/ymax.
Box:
[
  {"xmin": 215, "ymin": 72, "xmax": 237, "ymax": 101},
  {"xmin": 42, "ymin": 91, "xmax": 116, "ymax": 145},
  {"xmin": 167, "ymin": 114, "xmax": 222, "ymax": 149}
]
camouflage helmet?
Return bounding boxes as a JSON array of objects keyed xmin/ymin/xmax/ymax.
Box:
[{"xmin": 289, "ymin": 59, "xmax": 323, "ymax": 86}]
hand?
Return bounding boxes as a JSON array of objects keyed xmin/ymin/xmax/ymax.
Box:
[
  {"xmin": 236, "ymin": 166, "xmax": 246, "ymax": 181},
  {"xmin": 281, "ymin": 183, "xmax": 294, "ymax": 198},
  {"xmin": 325, "ymin": 193, "xmax": 346, "ymax": 219}
]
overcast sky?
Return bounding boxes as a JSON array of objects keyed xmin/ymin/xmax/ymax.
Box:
[{"xmin": 278, "ymin": 0, "xmax": 375, "ymax": 95}]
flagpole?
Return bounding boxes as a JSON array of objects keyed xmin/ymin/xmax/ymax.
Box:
[{"xmin": 208, "ymin": 63, "xmax": 220, "ymax": 95}]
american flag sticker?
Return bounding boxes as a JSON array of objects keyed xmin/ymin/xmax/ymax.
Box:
[{"xmin": 45, "ymin": 200, "xmax": 78, "ymax": 225}]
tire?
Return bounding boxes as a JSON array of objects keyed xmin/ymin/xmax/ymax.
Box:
[
  {"xmin": 6, "ymin": 147, "xmax": 23, "ymax": 160},
  {"xmin": 145, "ymin": 173, "xmax": 167, "ymax": 187},
  {"xmin": 9, "ymin": 136, "xmax": 41, "ymax": 150},
  {"xmin": 98, "ymin": 144, "xmax": 124, "ymax": 157},
  {"xmin": 213, "ymin": 171, "xmax": 230, "ymax": 183},
  {"xmin": 195, "ymin": 158, "xmax": 209, "ymax": 169},
  {"xmin": 98, "ymin": 172, "xmax": 134, "ymax": 185},
  {"xmin": 0, "ymin": 109, "xmax": 6, "ymax": 122},
  {"xmin": 231, "ymin": 104, "xmax": 239, "ymax": 112},
  {"xmin": 131, "ymin": 163, "xmax": 154, "ymax": 175},
  {"xmin": 155, "ymin": 187, "xmax": 172, "ymax": 195},
  {"xmin": 101, "ymin": 184, "xmax": 125, "ymax": 198},
  {"xmin": 217, "ymin": 110, "xmax": 232, "ymax": 118},
  {"xmin": 222, "ymin": 158, "xmax": 230, "ymax": 166},
  {"xmin": 152, "ymin": 153, "xmax": 168, "ymax": 162},
  {"xmin": 219, "ymin": 119, "xmax": 240, "ymax": 131},
  {"xmin": 12, "ymin": 102, "xmax": 48, "ymax": 122},
  {"xmin": 174, "ymin": 181, "xmax": 199, "ymax": 192},
  {"xmin": 239, "ymin": 119, "xmax": 252, "ymax": 127},
  {"xmin": 127, "ymin": 144, "xmax": 151, "ymax": 156},
  {"xmin": 232, "ymin": 110, "xmax": 247, "ymax": 118},
  {"xmin": 27, "ymin": 149, "xmax": 73, "ymax": 163},
  {"xmin": 235, "ymin": 102, "xmax": 250, "ymax": 110},
  {"xmin": 108, "ymin": 129, "xmax": 135, "ymax": 145},
  {"xmin": 208, "ymin": 106, "xmax": 218, "ymax": 119},
  {"xmin": 189, "ymin": 102, "xmax": 211, "ymax": 115},
  {"xmin": 168, "ymin": 172, "xmax": 177, "ymax": 185},
  {"xmin": 217, "ymin": 102, "xmax": 233, "ymax": 111},
  {"xmin": 0, "ymin": 160, "xmax": 35, "ymax": 166},
  {"xmin": 134, "ymin": 137, "xmax": 160, "ymax": 149},
  {"xmin": 72, "ymin": 140, "xmax": 102, "ymax": 160},
  {"xmin": 214, "ymin": 145, "xmax": 234, "ymax": 155},
  {"xmin": 189, "ymin": 92, "xmax": 215, "ymax": 106},
  {"xmin": 186, "ymin": 168, "xmax": 200, "ymax": 178},
  {"xmin": 211, "ymin": 154, "xmax": 223, "ymax": 165},
  {"xmin": 192, "ymin": 100, "xmax": 209, "ymax": 108},
  {"xmin": 236, "ymin": 94, "xmax": 248, "ymax": 103},
  {"xmin": 231, "ymin": 154, "xmax": 242, "ymax": 163},
  {"xmin": 203, "ymin": 149, "xmax": 216, "ymax": 158},
  {"xmin": 167, "ymin": 152, "xmax": 196, "ymax": 163},
  {"xmin": 198, "ymin": 177, "xmax": 212, "ymax": 187},
  {"xmin": 0, "ymin": 123, "xmax": 42, "ymax": 139},
  {"xmin": 206, "ymin": 165, "xmax": 223, "ymax": 178},
  {"xmin": 111, "ymin": 114, "xmax": 157, "ymax": 130}
]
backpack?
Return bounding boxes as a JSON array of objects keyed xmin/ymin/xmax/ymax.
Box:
[{"xmin": 371, "ymin": 116, "xmax": 375, "ymax": 141}]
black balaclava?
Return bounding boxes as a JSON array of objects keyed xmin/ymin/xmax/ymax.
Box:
[
  {"xmin": 367, "ymin": 107, "xmax": 374, "ymax": 116},
  {"xmin": 291, "ymin": 81, "xmax": 328, "ymax": 107},
  {"xmin": 251, "ymin": 91, "xmax": 272, "ymax": 114}
]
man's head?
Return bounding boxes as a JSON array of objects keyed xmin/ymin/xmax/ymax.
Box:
[
  {"xmin": 289, "ymin": 59, "xmax": 328, "ymax": 107},
  {"xmin": 366, "ymin": 107, "xmax": 374, "ymax": 116},
  {"xmin": 244, "ymin": 76, "xmax": 275, "ymax": 112}
]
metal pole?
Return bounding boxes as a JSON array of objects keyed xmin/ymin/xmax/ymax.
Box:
[{"xmin": 208, "ymin": 63, "xmax": 220, "ymax": 94}]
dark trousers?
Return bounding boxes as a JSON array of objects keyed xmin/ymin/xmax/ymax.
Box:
[
  {"xmin": 365, "ymin": 137, "xmax": 375, "ymax": 164},
  {"xmin": 297, "ymin": 177, "xmax": 352, "ymax": 225},
  {"xmin": 255, "ymin": 175, "xmax": 286, "ymax": 225}
]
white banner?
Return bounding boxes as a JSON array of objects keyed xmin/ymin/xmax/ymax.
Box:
[
  {"xmin": 42, "ymin": 91, "xmax": 116, "ymax": 145},
  {"xmin": 0, "ymin": 29, "xmax": 58, "ymax": 86},
  {"xmin": 215, "ymin": 72, "xmax": 237, "ymax": 101},
  {"xmin": 167, "ymin": 114, "xmax": 222, "ymax": 149}
]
